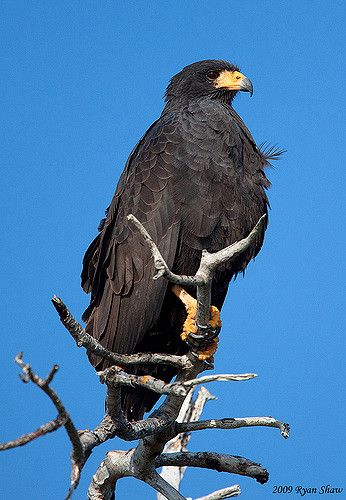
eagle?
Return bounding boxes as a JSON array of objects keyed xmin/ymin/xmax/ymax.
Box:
[{"xmin": 81, "ymin": 59, "xmax": 278, "ymax": 420}]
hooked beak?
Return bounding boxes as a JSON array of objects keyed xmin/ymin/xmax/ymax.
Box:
[
  {"xmin": 238, "ymin": 75, "xmax": 253, "ymax": 96},
  {"xmin": 214, "ymin": 70, "xmax": 253, "ymax": 96}
]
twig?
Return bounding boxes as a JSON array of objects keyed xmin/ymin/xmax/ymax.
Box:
[
  {"xmin": 127, "ymin": 214, "xmax": 197, "ymax": 287},
  {"xmin": 127, "ymin": 213, "xmax": 266, "ymax": 329},
  {"xmin": 52, "ymin": 296, "xmax": 187, "ymax": 369},
  {"xmin": 145, "ymin": 471, "xmax": 187, "ymax": 500},
  {"xmin": 99, "ymin": 366, "xmax": 187, "ymax": 397},
  {"xmin": 0, "ymin": 415, "xmax": 67, "ymax": 451},
  {"xmin": 156, "ymin": 452, "xmax": 269, "ymax": 484},
  {"xmin": 193, "ymin": 484, "xmax": 241, "ymax": 500},
  {"xmin": 99, "ymin": 366, "xmax": 256, "ymax": 398},
  {"xmin": 177, "ymin": 417, "xmax": 290, "ymax": 439},
  {"xmin": 14, "ymin": 353, "xmax": 84, "ymax": 498},
  {"xmin": 179, "ymin": 373, "xmax": 257, "ymax": 387},
  {"xmin": 158, "ymin": 387, "xmax": 215, "ymax": 500}
]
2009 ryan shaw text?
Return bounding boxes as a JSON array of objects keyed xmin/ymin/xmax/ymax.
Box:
[{"xmin": 272, "ymin": 485, "xmax": 343, "ymax": 496}]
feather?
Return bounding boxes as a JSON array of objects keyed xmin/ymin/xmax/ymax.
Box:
[
  {"xmin": 81, "ymin": 60, "xmax": 277, "ymax": 419},
  {"xmin": 258, "ymin": 142, "xmax": 286, "ymax": 163}
]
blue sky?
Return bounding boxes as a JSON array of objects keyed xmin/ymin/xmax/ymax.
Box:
[{"xmin": 1, "ymin": 1, "xmax": 345, "ymax": 498}]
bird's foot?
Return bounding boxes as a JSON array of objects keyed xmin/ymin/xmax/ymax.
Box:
[{"xmin": 171, "ymin": 285, "xmax": 222, "ymax": 360}]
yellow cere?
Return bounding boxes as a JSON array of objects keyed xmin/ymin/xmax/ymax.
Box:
[{"xmin": 214, "ymin": 70, "xmax": 246, "ymax": 90}]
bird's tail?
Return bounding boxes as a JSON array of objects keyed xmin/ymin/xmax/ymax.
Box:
[
  {"xmin": 121, "ymin": 363, "xmax": 179, "ymax": 421},
  {"xmin": 121, "ymin": 387, "xmax": 155, "ymax": 421}
]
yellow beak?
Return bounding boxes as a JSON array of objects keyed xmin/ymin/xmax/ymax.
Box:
[{"xmin": 214, "ymin": 70, "xmax": 253, "ymax": 95}]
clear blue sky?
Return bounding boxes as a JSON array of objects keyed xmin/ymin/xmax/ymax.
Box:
[{"xmin": 1, "ymin": 1, "xmax": 345, "ymax": 499}]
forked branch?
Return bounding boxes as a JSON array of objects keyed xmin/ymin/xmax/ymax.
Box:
[
  {"xmin": 2, "ymin": 214, "xmax": 289, "ymax": 500},
  {"xmin": 127, "ymin": 213, "xmax": 266, "ymax": 328},
  {"xmin": 52, "ymin": 296, "xmax": 187, "ymax": 369},
  {"xmin": 1, "ymin": 353, "xmax": 84, "ymax": 498},
  {"xmin": 192, "ymin": 484, "xmax": 241, "ymax": 500},
  {"xmin": 87, "ymin": 214, "xmax": 283, "ymax": 500},
  {"xmin": 0, "ymin": 415, "xmax": 66, "ymax": 451}
]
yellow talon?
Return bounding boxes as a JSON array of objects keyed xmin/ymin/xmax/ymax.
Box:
[
  {"xmin": 171, "ymin": 284, "xmax": 198, "ymax": 341},
  {"xmin": 181, "ymin": 316, "xmax": 198, "ymax": 340},
  {"xmin": 209, "ymin": 305, "xmax": 222, "ymax": 329},
  {"xmin": 171, "ymin": 285, "xmax": 222, "ymax": 358}
]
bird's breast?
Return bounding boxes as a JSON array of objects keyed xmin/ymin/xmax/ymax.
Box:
[{"xmin": 167, "ymin": 105, "xmax": 267, "ymax": 262}]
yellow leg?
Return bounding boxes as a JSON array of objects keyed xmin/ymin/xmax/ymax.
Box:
[{"xmin": 171, "ymin": 284, "xmax": 222, "ymax": 360}]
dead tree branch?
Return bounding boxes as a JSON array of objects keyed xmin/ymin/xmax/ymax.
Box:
[
  {"xmin": 156, "ymin": 452, "xmax": 269, "ymax": 484},
  {"xmin": 99, "ymin": 366, "xmax": 257, "ymax": 398},
  {"xmin": 177, "ymin": 416, "xmax": 290, "ymax": 439},
  {"xmin": 89, "ymin": 448, "xmax": 267, "ymax": 500},
  {"xmin": 127, "ymin": 213, "xmax": 266, "ymax": 329},
  {"xmin": 157, "ymin": 387, "xmax": 216, "ymax": 500},
  {"xmin": 192, "ymin": 484, "xmax": 241, "ymax": 500},
  {"xmin": 2, "ymin": 214, "xmax": 289, "ymax": 499},
  {"xmin": 85, "ymin": 214, "xmax": 282, "ymax": 499},
  {"xmin": 5, "ymin": 353, "xmax": 84, "ymax": 497},
  {"xmin": 14, "ymin": 353, "xmax": 83, "ymax": 462},
  {"xmin": 0, "ymin": 415, "xmax": 66, "ymax": 451},
  {"xmin": 52, "ymin": 296, "xmax": 187, "ymax": 369}
]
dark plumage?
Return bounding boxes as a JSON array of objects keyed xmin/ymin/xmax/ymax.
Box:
[{"xmin": 82, "ymin": 60, "xmax": 275, "ymax": 420}]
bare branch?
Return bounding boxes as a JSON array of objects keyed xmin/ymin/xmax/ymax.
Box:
[
  {"xmin": 158, "ymin": 387, "xmax": 215, "ymax": 500},
  {"xmin": 0, "ymin": 216, "xmax": 283, "ymax": 499},
  {"xmin": 15, "ymin": 353, "xmax": 83, "ymax": 460},
  {"xmin": 88, "ymin": 450, "xmax": 188, "ymax": 500},
  {"xmin": 78, "ymin": 415, "xmax": 119, "ymax": 457},
  {"xmin": 14, "ymin": 353, "xmax": 84, "ymax": 497},
  {"xmin": 82, "ymin": 214, "xmax": 270, "ymax": 500},
  {"xmin": 127, "ymin": 213, "xmax": 266, "ymax": 329},
  {"xmin": 145, "ymin": 471, "xmax": 187, "ymax": 500},
  {"xmin": 88, "ymin": 450, "xmax": 128, "ymax": 500},
  {"xmin": 99, "ymin": 367, "xmax": 256, "ymax": 401},
  {"xmin": 177, "ymin": 416, "xmax": 290, "ymax": 439},
  {"xmin": 99, "ymin": 366, "xmax": 187, "ymax": 397},
  {"xmin": 179, "ymin": 373, "xmax": 257, "ymax": 388},
  {"xmin": 0, "ymin": 415, "xmax": 66, "ymax": 451},
  {"xmin": 156, "ymin": 452, "xmax": 269, "ymax": 484},
  {"xmin": 199, "ymin": 215, "xmax": 267, "ymax": 271},
  {"xmin": 3, "ymin": 212, "xmax": 288, "ymax": 500},
  {"xmin": 87, "ymin": 426, "xmax": 269, "ymax": 499},
  {"xmin": 52, "ymin": 296, "xmax": 187, "ymax": 369},
  {"xmin": 127, "ymin": 214, "xmax": 197, "ymax": 287},
  {"xmin": 193, "ymin": 484, "xmax": 241, "ymax": 500}
]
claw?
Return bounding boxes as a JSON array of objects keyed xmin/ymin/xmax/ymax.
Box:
[
  {"xmin": 191, "ymin": 325, "xmax": 220, "ymax": 342},
  {"xmin": 171, "ymin": 285, "xmax": 222, "ymax": 360}
]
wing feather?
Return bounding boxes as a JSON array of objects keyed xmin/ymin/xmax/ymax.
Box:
[
  {"xmin": 82, "ymin": 117, "xmax": 182, "ymax": 368},
  {"xmin": 82, "ymin": 99, "xmax": 270, "ymax": 382}
]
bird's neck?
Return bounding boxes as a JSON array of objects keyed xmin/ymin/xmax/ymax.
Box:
[{"xmin": 162, "ymin": 93, "xmax": 235, "ymax": 115}]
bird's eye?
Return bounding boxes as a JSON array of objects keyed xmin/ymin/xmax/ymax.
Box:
[{"xmin": 206, "ymin": 70, "xmax": 220, "ymax": 81}]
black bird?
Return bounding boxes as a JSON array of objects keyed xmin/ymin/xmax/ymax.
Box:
[{"xmin": 82, "ymin": 60, "xmax": 278, "ymax": 420}]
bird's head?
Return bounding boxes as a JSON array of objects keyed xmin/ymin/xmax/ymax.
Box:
[{"xmin": 165, "ymin": 60, "xmax": 253, "ymax": 105}]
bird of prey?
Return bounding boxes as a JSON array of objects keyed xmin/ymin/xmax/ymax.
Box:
[{"xmin": 81, "ymin": 59, "xmax": 279, "ymax": 420}]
